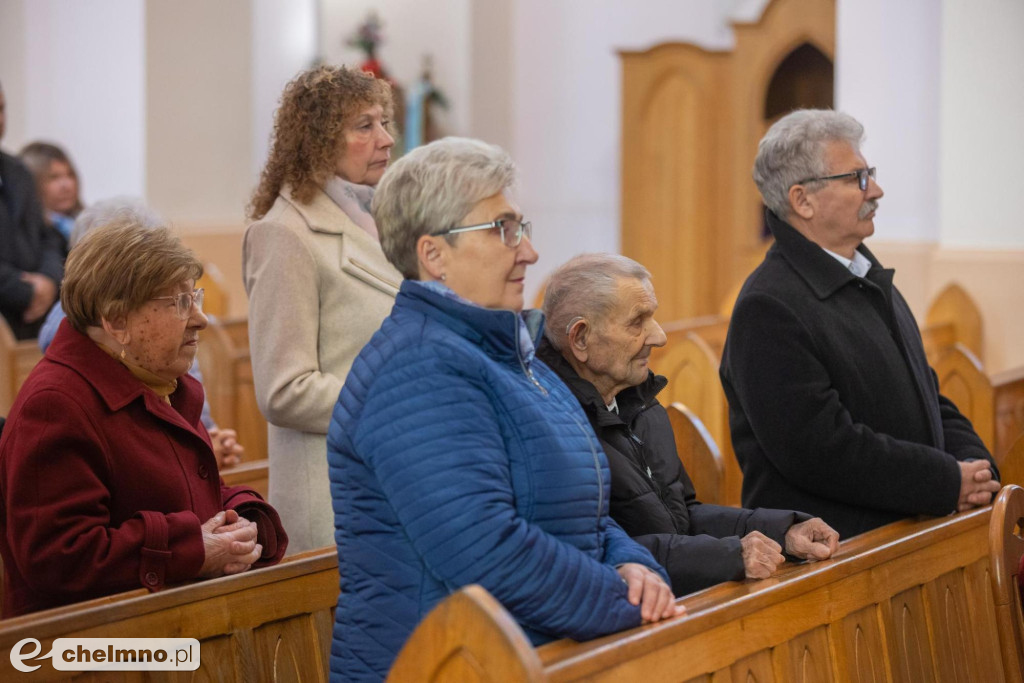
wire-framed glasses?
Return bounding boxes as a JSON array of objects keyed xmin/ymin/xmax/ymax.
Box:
[
  {"xmin": 150, "ymin": 288, "xmax": 205, "ymax": 320},
  {"xmin": 797, "ymin": 167, "xmax": 876, "ymax": 191},
  {"xmin": 434, "ymin": 218, "xmax": 533, "ymax": 248}
]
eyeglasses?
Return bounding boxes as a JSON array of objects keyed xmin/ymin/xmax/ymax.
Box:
[
  {"xmin": 150, "ymin": 288, "xmax": 204, "ymax": 320},
  {"xmin": 797, "ymin": 166, "xmax": 877, "ymax": 191},
  {"xmin": 434, "ymin": 218, "xmax": 533, "ymax": 248}
]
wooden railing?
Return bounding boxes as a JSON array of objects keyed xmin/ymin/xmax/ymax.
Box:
[
  {"xmin": 0, "ymin": 318, "xmax": 42, "ymax": 417},
  {"xmin": 391, "ymin": 506, "xmax": 1001, "ymax": 681}
]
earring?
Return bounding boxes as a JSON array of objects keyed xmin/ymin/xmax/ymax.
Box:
[
  {"xmin": 119, "ymin": 347, "xmax": 127, "ymax": 361},
  {"xmin": 440, "ymin": 273, "xmax": 447, "ymax": 282}
]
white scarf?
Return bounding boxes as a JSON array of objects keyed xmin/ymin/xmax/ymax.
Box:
[{"xmin": 323, "ymin": 176, "xmax": 379, "ymax": 240}]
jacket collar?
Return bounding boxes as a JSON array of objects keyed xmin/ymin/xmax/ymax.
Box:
[
  {"xmin": 535, "ymin": 337, "xmax": 666, "ymax": 427},
  {"xmin": 766, "ymin": 210, "xmax": 889, "ymax": 300},
  {"xmin": 397, "ymin": 280, "xmax": 545, "ymax": 364},
  {"xmin": 46, "ymin": 319, "xmax": 205, "ymax": 430},
  {"xmin": 280, "ymin": 184, "xmax": 375, "ymax": 243}
]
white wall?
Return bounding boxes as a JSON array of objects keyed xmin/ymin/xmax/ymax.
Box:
[
  {"xmin": 251, "ymin": 0, "xmax": 318, "ymax": 181},
  {"xmin": 940, "ymin": 0, "xmax": 1024, "ymax": 248},
  {"xmin": 0, "ymin": 0, "xmax": 29, "ymax": 148},
  {"xmin": 317, "ymin": 0, "xmax": 470, "ymax": 138},
  {"xmin": 15, "ymin": 0, "xmax": 145, "ymax": 202},
  {"xmin": 835, "ymin": 0, "xmax": 941, "ymax": 244}
]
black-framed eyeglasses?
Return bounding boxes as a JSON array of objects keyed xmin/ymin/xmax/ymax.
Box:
[
  {"xmin": 150, "ymin": 288, "xmax": 205, "ymax": 320},
  {"xmin": 797, "ymin": 166, "xmax": 876, "ymax": 191},
  {"xmin": 434, "ymin": 218, "xmax": 533, "ymax": 248}
]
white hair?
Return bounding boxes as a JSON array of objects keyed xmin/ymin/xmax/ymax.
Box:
[
  {"xmin": 542, "ymin": 253, "xmax": 651, "ymax": 351},
  {"xmin": 753, "ymin": 109, "xmax": 865, "ymax": 217},
  {"xmin": 70, "ymin": 196, "xmax": 165, "ymax": 248}
]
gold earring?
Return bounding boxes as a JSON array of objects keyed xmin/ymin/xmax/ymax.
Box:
[{"xmin": 119, "ymin": 347, "xmax": 127, "ymax": 361}]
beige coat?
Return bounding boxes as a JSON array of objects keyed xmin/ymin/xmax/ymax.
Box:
[{"xmin": 243, "ymin": 186, "xmax": 401, "ymax": 552}]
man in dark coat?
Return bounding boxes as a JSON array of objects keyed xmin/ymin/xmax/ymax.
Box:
[
  {"xmin": 0, "ymin": 80, "xmax": 64, "ymax": 340},
  {"xmin": 720, "ymin": 109, "xmax": 999, "ymax": 540},
  {"xmin": 540, "ymin": 253, "xmax": 839, "ymax": 597}
]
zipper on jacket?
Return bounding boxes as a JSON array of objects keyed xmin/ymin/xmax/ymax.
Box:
[
  {"xmin": 511, "ymin": 312, "xmax": 548, "ymax": 396},
  {"xmin": 523, "ymin": 364, "xmax": 548, "ymax": 396},
  {"xmin": 569, "ymin": 412, "xmax": 605, "ymax": 525},
  {"xmin": 628, "ymin": 430, "xmax": 654, "ymax": 480}
]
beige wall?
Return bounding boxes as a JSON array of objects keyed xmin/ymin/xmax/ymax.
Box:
[
  {"xmin": 145, "ymin": 0, "xmax": 254, "ymax": 228},
  {"xmin": 0, "ymin": 0, "xmax": 27, "ymax": 148},
  {"xmin": 870, "ymin": 242, "xmax": 1024, "ymax": 375}
]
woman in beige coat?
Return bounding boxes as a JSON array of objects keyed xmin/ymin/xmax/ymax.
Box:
[{"xmin": 244, "ymin": 66, "xmax": 401, "ymax": 552}]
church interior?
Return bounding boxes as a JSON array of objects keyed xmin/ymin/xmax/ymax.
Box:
[{"xmin": 2, "ymin": 0, "xmax": 1024, "ymax": 680}]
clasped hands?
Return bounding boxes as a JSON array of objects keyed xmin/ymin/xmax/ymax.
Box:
[
  {"xmin": 742, "ymin": 518, "xmax": 840, "ymax": 580},
  {"xmin": 199, "ymin": 510, "xmax": 262, "ymax": 578}
]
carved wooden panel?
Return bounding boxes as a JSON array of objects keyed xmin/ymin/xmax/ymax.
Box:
[
  {"xmin": 994, "ymin": 374, "xmax": 1024, "ymax": 463},
  {"xmin": 886, "ymin": 586, "xmax": 937, "ymax": 683},
  {"xmin": 831, "ymin": 605, "xmax": 887, "ymax": 683},
  {"xmin": 779, "ymin": 626, "xmax": 834, "ymax": 683},
  {"xmin": 962, "ymin": 558, "xmax": 1006, "ymax": 682},
  {"xmin": 925, "ymin": 283, "xmax": 983, "ymax": 362},
  {"xmin": 668, "ymin": 402, "xmax": 725, "ymax": 504},
  {"xmin": 923, "ymin": 569, "xmax": 975, "ymax": 683},
  {"xmin": 254, "ymin": 615, "xmax": 327, "ymax": 683},
  {"xmin": 933, "ymin": 345, "xmax": 995, "ymax": 452},
  {"xmin": 722, "ymin": 650, "xmax": 775, "ymax": 683}
]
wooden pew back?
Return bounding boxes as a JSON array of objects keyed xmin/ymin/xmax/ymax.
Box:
[
  {"xmin": 198, "ymin": 316, "xmax": 267, "ymax": 462},
  {"xmin": 989, "ymin": 485, "xmax": 1024, "ymax": 683},
  {"xmin": 933, "ymin": 343, "xmax": 996, "ymax": 452},
  {"xmin": 0, "ymin": 549, "xmax": 339, "ymax": 681},
  {"xmin": 666, "ymin": 402, "xmax": 725, "ymax": 505},
  {"xmin": 0, "ymin": 318, "xmax": 42, "ymax": 417},
  {"xmin": 392, "ymin": 507, "xmax": 1001, "ymax": 681},
  {"xmin": 650, "ymin": 332, "xmax": 741, "ymax": 505},
  {"xmin": 925, "ymin": 282, "xmax": 983, "ymax": 363}
]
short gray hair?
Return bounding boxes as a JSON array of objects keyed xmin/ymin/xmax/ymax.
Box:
[
  {"xmin": 70, "ymin": 196, "xmax": 165, "ymax": 248},
  {"xmin": 373, "ymin": 137, "xmax": 517, "ymax": 279},
  {"xmin": 542, "ymin": 253, "xmax": 651, "ymax": 351},
  {"xmin": 753, "ymin": 109, "xmax": 865, "ymax": 217}
]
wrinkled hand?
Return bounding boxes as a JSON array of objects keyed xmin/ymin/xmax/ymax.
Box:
[
  {"xmin": 740, "ymin": 531, "xmax": 785, "ymax": 580},
  {"xmin": 784, "ymin": 518, "xmax": 839, "ymax": 561},
  {"xmin": 199, "ymin": 510, "xmax": 261, "ymax": 578},
  {"xmin": 616, "ymin": 563, "xmax": 685, "ymax": 623},
  {"xmin": 209, "ymin": 427, "xmax": 244, "ymax": 469},
  {"xmin": 20, "ymin": 272, "xmax": 57, "ymax": 323},
  {"xmin": 957, "ymin": 460, "xmax": 1000, "ymax": 512}
]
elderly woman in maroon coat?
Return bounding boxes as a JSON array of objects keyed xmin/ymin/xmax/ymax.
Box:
[{"xmin": 0, "ymin": 218, "xmax": 287, "ymax": 617}]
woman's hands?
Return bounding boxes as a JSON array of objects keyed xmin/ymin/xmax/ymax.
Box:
[
  {"xmin": 616, "ymin": 563, "xmax": 686, "ymax": 624},
  {"xmin": 199, "ymin": 510, "xmax": 262, "ymax": 578},
  {"xmin": 208, "ymin": 428, "xmax": 244, "ymax": 469}
]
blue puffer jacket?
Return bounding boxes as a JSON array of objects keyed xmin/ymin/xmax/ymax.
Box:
[{"xmin": 327, "ymin": 281, "xmax": 667, "ymax": 681}]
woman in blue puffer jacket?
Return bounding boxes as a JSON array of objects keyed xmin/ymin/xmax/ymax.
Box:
[{"xmin": 327, "ymin": 137, "xmax": 681, "ymax": 681}]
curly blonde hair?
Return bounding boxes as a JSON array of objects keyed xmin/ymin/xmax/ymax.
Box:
[{"xmin": 248, "ymin": 65, "xmax": 394, "ymax": 220}]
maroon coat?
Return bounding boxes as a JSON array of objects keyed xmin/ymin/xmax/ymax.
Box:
[{"xmin": 0, "ymin": 321, "xmax": 288, "ymax": 617}]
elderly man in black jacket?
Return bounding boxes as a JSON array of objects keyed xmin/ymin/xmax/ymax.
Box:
[
  {"xmin": 539, "ymin": 253, "xmax": 839, "ymax": 597},
  {"xmin": 0, "ymin": 80, "xmax": 63, "ymax": 340},
  {"xmin": 720, "ymin": 109, "xmax": 999, "ymax": 540}
]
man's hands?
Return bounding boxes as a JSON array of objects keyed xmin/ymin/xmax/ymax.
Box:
[
  {"xmin": 740, "ymin": 531, "xmax": 785, "ymax": 579},
  {"xmin": 784, "ymin": 518, "xmax": 840, "ymax": 561},
  {"xmin": 616, "ymin": 563, "xmax": 685, "ymax": 623},
  {"xmin": 198, "ymin": 510, "xmax": 262, "ymax": 578},
  {"xmin": 20, "ymin": 272, "xmax": 57, "ymax": 323},
  {"xmin": 209, "ymin": 427, "xmax": 244, "ymax": 469},
  {"xmin": 958, "ymin": 460, "xmax": 1000, "ymax": 511}
]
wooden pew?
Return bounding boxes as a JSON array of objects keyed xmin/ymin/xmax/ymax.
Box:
[
  {"xmin": 933, "ymin": 343, "xmax": 1024, "ymax": 463},
  {"xmin": 196, "ymin": 261, "xmax": 230, "ymax": 318},
  {"xmin": 0, "ymin": 318, "xmax": 43, "ymax": 417},
  {"xmin": 650, "ymin": 332, "xmax": 741, "ymax": 505},
  {"xmin": 925, "ymin": 282, "xmax": 983, "ymax": 363},
  {"xmin": 198, "ymin": 316, "xmax": 267, "ymax": 462},
  {"xmin": 989, "ymin": 485, "xmax": 1024, "ymax": 683},
  {"xmin": 0, "ymin": 548, "xmax": 339, "ymax": 681},
  {"xmin": 221, "ymin": 457, "xmax": 269, "ymax": 499},
  {"xmin": 391, "ymin": 506, "xmax": 1002, "ymax": 681},
  {"xmin": 666, "ymin": 402, "xmax": 725, "ymax": 505}
]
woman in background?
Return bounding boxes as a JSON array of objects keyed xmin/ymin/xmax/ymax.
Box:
[
  {"xmin": 245, "ymin": 66, "xmax": 401, "ymax": 552},
  {"xmin": 19, "ymin": 141, "xmax": 83, "ymax": 248}
]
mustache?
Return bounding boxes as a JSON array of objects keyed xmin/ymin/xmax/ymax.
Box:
[{"xmin": 859, "ymin": 200, "xmax": 879, "ymax": 219}]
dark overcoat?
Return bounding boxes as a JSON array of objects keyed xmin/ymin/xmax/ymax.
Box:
[
  {"xmin": 720, "ymin": 211, "xmax": 995, "ymax": 538},
  {"xmin": 538, "ymin": 340, "xmax": 810, "ymax": 597},
  {"xmin": 0, "ymin": 151, "xmax": 64, "ymax": 339}
]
